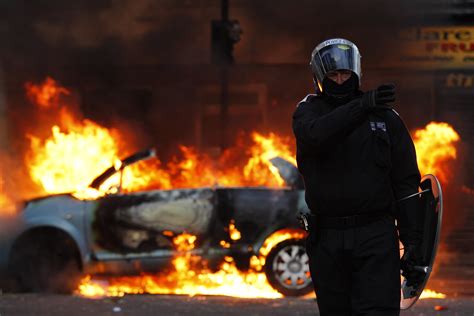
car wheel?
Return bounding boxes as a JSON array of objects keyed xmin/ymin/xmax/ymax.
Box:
[
  {"xmin": 264, "ymin": 238, "xmax": 313, "ymax": 297},
  {"xmin": 10, "ymin": 231, "xmax": 82, "ymax": 293}
]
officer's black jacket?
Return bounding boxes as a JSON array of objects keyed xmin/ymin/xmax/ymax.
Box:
[{"xmin": 292, "ymin": 93, "xmax": 421, "ymax": 220}]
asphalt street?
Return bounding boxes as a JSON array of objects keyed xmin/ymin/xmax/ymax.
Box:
[{"xmin": 0, "ymin": 294, "xmax": 473, "ymax": 316}]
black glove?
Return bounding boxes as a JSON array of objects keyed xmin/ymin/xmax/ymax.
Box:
[
  {"xmin": 401, "ymin": 244, "xmax": 425, "ymax": 287},
  {"xmin": 361, "ymin": 83, "xmax": 396, "ymax": 109}
]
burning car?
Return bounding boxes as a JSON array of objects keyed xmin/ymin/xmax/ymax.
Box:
[{"xmin": 0, "ymin": 149, "xmax": 313, "ymax": 297}]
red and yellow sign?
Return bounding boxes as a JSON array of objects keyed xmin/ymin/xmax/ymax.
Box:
[{"xmin": 394, "ymin": 27, "xmax": 474, "ymax": 69}]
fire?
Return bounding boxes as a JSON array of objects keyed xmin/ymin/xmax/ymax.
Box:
[
  {"xmin": 24, "ymin": 79, "xmax": 171, "ymax": 199},
  {"xmin": 21, "ymin": 78, "xmax": 455, "ymax": 300},
  {"xmin": 0, "ymin": 177, "xmax": 15, "ymax": 216},
  {"xmin": 228, "ymin": 220, "xmax": 241, "ymax": 241},
  {"xmin": 77, "ymin": 232, "xmax": 284, "ymax": 299},
  {"xmin": 25, "ymin": 77, "xmax": 70, "ymax": 109},
  {"xmin": 412, "ymin": 122, "xmax": 460, "ymax": 183},
  {"xmin": 420, "ymin": 289, "xmax": 447, "ymax": 299},
  {"xmin": 27, "ymin": 116, "xmax": 120, "ymax": 195},
  {"xmin": 167, "ymin": 146, "xmax": 217, "ymax": 189},
  {"xmin": 245, "ymin": 228, "xmax": 306, "ymax": 272},
  {"xmin": 243, "ymin": 132, "xmax": 296, "ymax": 187},
  {"xmin": 259, "ymin": 229, "xmax": 306, "ymax": 258},
  {"xmin": 24, "ymin": 78, "xmax": 295, "ymax": 200}
]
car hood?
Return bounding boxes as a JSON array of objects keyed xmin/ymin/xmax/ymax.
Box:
[{"xmin": 270, "ymin": 157, "xmax": 304, "ymax": 189}]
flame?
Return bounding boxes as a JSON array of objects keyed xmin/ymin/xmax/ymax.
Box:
[
  {"xmin": 24, "ymin": 79, "xmax": 172, "ymax": 199},
  {"xmin": 25, "ymin": 77, "xmax": 69, "ymax": 109},
  {"xmin": 259, "ymin": 229, "xmax": 306, "ymax": 258},
  {"xmin": 0, "ymin": 177, "xmax": 15, "ymax": 216},
  {"xmin": 24, "ymin": 78, "xmax": 295, "ymax": 199},
  {"xmin": 243, "ymin": 132, "xmax": 296, "ymax": 187},
  {"xmin": 76, "ymin": 231, "xmax": 289, "ymax": 299},
  {"xmin": 23, "ymin": 78, "xmax": 454, "ymax": 300},
  {"xmin": 412, "ymin": 122, "xmax": 460, "ymax": 183},
  {"xmin": 420, "ymin": 289, "xmax": 447, "ymax": 299},
  {"xmin": 27, "ymin": 117, "xmax": 120, "ymax": 195},
  {"xmin": 228, "ymin": 220, "xmax": 241, "ymax": 241}
]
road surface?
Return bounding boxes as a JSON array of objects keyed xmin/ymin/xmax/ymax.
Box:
[{"xmin": 1, "ymin": 293, "xmax": 473, "ymax": 316}]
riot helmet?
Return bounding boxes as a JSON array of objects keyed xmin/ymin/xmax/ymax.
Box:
[{"xmin": 310, "ymin": 38, "xmax": 362, "ymax": 96}]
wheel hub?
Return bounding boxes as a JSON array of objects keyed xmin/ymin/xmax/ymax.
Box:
[{"xmin": 288, "ymin": 260, "xmax": 302, "ymax": 273}]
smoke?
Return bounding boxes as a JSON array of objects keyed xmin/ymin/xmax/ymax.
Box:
[{"xmin": 34, "ymin": 1, "xmax": 158, "ymax": 48}]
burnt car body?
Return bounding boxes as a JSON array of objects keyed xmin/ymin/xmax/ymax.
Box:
[{"xmin": 0, "ymin": 149, "xmax": 312, "ymax": 296}]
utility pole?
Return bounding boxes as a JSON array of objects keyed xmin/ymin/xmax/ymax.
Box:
[{"xmin": 211, "ymin": 0, "xmax": 242, "ymax": 149}]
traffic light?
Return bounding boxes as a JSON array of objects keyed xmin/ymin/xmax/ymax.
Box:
[{"xmin": 211, "ymin": 20, "xmax": 242, "ymax": 65}]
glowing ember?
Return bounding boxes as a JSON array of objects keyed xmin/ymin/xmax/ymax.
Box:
[
  {"xmin": 25, "ymin": 77, "xmax": 69, "ymax": 109},
  {"xmin": 412, "ymin": 122, "xmax": 460, "ymax": 184},
  {"xmin": 228, "ymin": 220, "xmax": 241, "ymax": 241},
  {"xmin": 173, "ymin": 233, "xmax": 197, "ymax": 252},
  {"xmin": 420, "ymin": 289, "xmax": 447, "ymax": 299}
]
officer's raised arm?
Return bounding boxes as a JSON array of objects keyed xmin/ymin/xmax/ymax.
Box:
[
  {"xmin": 293, "ymin": 40, "xmax": 396, "ymax": 154},
  {"xmin": 292, "ymin": 96, "xmax": 365, "ymax": 151}
]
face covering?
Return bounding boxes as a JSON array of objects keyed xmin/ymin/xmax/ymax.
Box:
[{"xmin": 322, "ymin": 73, "xmax": 359, "ymax": 99}]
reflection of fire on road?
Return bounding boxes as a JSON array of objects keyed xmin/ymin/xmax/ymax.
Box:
[{"xmin": 1, "ymin": 77, "xmax": 460, "ymax": 299}]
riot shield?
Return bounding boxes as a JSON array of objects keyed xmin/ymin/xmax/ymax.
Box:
[{"xmin": 400, "ymin": 174, "xmax": 443, "ymax": 310}]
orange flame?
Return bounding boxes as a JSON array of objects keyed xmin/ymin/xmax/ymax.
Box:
[
  {"xmin": 0, "ymin": 177, "xmax": 15, "ymax": 216},
  {"xmin": 420, "ymin": 289, "xmax": 447, "ymax": 299},
  {"xmin": 24, "ymin": 79, "xmax": 172, "ymax": 199},
  {"xmin": 76, "ymin": 232, "xmax": 285, "ymax": 299},
  {"xmin": 243, "ymin": 132, "xmax": 296, "ymax": 187},
  {"xmin": 228, "ymin": 220, "xmax": 241, "ymax": 241},
  {"xmin": 24, "ymin": 78, "xmax": 296, "ymax": 199},
  {"xmin": 412, "ymin": 122, "xmax": 460, "ymax": 183},
  {"xmin": 25, "ymin": 77, "xmax": 69, "ymax": 109},
  {"xmin": 23, "ymin": 78, "xmax": 453, "ymax": 300},
  {"xmin": 27, "ymin": 116, "xmax": 120, "ymax": 195}
]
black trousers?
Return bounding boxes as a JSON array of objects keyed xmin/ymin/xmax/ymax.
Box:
[{"xmin": 306, "ymin": 216, "xmax": 400, "ymax": 316}]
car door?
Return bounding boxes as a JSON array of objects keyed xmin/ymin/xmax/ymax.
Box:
[{"xmin": 89, "ymin": 188, "xmax": 217, "ymax": 256}]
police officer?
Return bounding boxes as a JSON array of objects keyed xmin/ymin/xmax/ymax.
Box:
[{"xmin": 292, "ymin": 38, "xmax": 424, "ymax": 315}]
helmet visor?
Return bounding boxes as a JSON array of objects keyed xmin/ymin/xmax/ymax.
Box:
[{"xmin": 312, "ymin": 43, "xmax": 360, "ymax": 84}]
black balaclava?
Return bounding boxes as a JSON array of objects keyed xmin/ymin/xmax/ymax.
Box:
[{"xmin": 321, "ymin": 73, "xmax": 359, "ymax": 106}]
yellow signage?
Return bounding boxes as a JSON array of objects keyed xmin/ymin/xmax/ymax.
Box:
[{"xmin": 392, "ymin": 27, "xmax": 474, "ymax": 69}]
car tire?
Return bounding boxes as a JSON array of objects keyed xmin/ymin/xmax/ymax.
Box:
[
  {"xmin": 264, "ymin": 238, "xmax": 313, "ymax": 297},
  {"xmin": 10, "ymin": 231, "xmax": 82, "ymax": 294}
]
